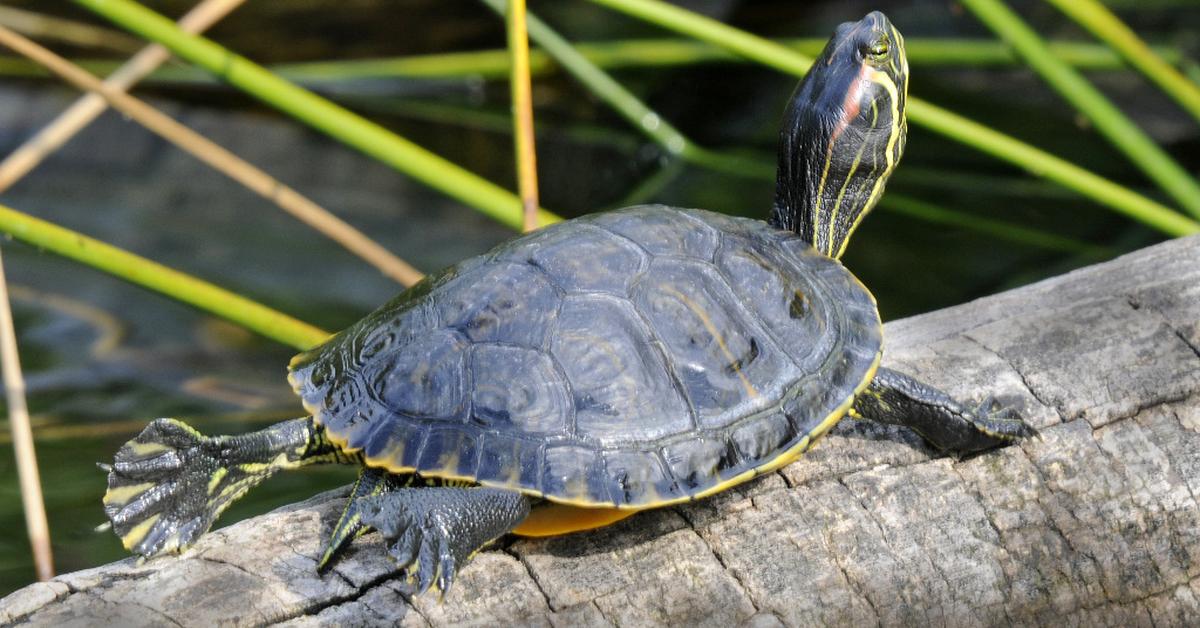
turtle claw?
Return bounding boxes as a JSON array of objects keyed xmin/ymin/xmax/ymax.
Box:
[
  {"xmin": 435, "ymin": 547, "xmax": 457, "ymax": 596},
  {"xmin": 414, "ymin": 532, "xmax": 444, "ymax": 596},
  {"xmin": 386, "ymin": 524, "xmax": 422, "ymax": 570},
  {"xmin": 969, "ymin": 396, "xmax": 1037, "ymax": 442}
]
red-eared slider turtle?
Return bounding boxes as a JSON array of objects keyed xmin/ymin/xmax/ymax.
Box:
[{"xmin": 102, "ymin": 11, "xmax": 1033, "ymax": 596}]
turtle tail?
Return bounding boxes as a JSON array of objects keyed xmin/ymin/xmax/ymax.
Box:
[{"xmin": 101, "ymin": 416, "xmax": 349, "ymax": 558}]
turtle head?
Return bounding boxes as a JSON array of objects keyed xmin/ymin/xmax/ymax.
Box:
[{"xmin": 770, "ymin": 11, "xmax": 908, "ymax": 259}]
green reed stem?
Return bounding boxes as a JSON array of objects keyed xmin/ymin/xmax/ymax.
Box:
[
  {"xmin": 882, "ymin": 194, "xmax": 1106, "ymax": 255},
  {"xmin": 961, "ymin": 0, "xmax": 1200, "ymax": 219},
  {"xmin": 482, "ymin": 0, "xmax": 768, "ymax": 179},
  {"xmin": 72, "ymin": 0, "xmax": 562, "ymax": 231},
  {"xmin": 896, "ymin": 167, "xmax": 1079, "ymax": 200},
  {"xmin": 909, "ymin": 99, "xmax": 1198, "ymax": 235},
  {"xmin": 0, "ymin": 203, "xmax": 330, "ymax": 350},
  {"xmin": 585, "ymin": 0, "xmax": 1200, "ymax": 236},
  {"xmin": 1043, "ymin": 0, "xmax": 1200, "ymax": 124}
]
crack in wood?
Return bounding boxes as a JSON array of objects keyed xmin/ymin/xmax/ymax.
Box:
[
  {"xmin": 962, "ymin": 333, "xmax": 1064, "ymax": 424},
  {"xmin": 501, "ymin": 546, "xmax": 554, "ymax": 613}
]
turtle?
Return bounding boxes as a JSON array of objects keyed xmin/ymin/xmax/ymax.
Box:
[{"xmin": 102, "ymin": 10, "xmax": 1034, "ymax": 596}]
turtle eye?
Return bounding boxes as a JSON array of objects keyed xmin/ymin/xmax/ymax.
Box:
[{"xmin": 866, "ymin": 34, "xmax": 889, "ymax": 61}]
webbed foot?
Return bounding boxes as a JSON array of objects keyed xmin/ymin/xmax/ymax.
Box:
[
  {"xmin": 356, "ymin": 487, "xmax": 530, "ymax": 596},
  {"xmin": 102, "ymin": 416, "xmax": 325, "ymax": 558}
]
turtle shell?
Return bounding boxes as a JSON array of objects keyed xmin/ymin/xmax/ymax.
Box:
[{"xmin": 288, "ymin": 205, "xmax": 881, "ymax": 508}]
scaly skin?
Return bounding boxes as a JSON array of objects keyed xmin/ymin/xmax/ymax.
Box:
[
  {"xmin": 357, "ymin": 485, "xmax": 531, "ymax": 595},
  {"xmin": 101, "ymin": 417, "xmax": 349, "ymax": 558}
]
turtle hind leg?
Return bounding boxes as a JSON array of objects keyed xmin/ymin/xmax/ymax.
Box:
[
  {"xmin": 354, "ymin": 486, "xmax": 531, "ymax": 596},
  {"xmin": 102, "ymin": 416, "xmax": 347, "ymax": 558},
  {"xmin": 854, "ymin": 367, "xmax": 1037, "ymax": 456}
]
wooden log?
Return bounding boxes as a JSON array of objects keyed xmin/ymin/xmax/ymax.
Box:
[{"xmin": 3, "ymin": 234, "xmax": 1198, "ymax": 627}]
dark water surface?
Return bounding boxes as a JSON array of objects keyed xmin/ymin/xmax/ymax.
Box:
[{"xmin": 0, "ymin": 0, "xmax": 1194, "ymax": 594}]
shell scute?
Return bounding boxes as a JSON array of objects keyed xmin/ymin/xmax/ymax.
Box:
[
  {"xmin": 550, "ymin": 294, "xmax": 692, "ymax": 445},
  {"xmin": 361, "ymin": 417, "xmax": 425, "ymax": 470},
  {"xmin": 525, "ymin": 224, "xmax": 646, "ymax": 295},
  {"xmin": 661, "ymin": 436, "xmax": 737, "ymax": 493},
  {"xmin": 603, "ymin": 450, "xmax": 678, "ymax": 506},
  {"xmin": 436, "ymin": 261, "xmax": 558, "ymax": 348},
  {"xmin": 366, "ymin": 329, "xmax": 468, "ymax": 421},
  {"xmin": 469, "ymin": 344, "xmax": 571, "ymax": 435},
  {"xmin": 590, "ymin": 205, "xmax": 720, "ymax": 260},
  {"xmin": 716, "ymin": 238, "xmax": 838, "ymax": 371},
  {"xmin": 476, "ymin": 433, "xmax": 542, "ymax": 491},
  {"xmin": 729, "ymin": 410, "xmax": 795, "ymax": 462},
  {"xmin": 632, "ymin": 257, "xmax": 789, "ymax": 428},
  {"xmin": 542, "ymin": 445, "xmax": 609, "ymax": 504},
  {"xmin": 417, "ymin": 426, "xmax": 479, "ymax": 479}
]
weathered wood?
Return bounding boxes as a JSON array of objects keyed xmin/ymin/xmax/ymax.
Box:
[{"xmin": 3, "ymin": 235, "xmax": 1198, "ymax": 627}]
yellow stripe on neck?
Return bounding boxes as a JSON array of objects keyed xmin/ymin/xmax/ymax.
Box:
[{"xmin": 833, "ymin": 68, "xmax": 902, "ymax": 260}]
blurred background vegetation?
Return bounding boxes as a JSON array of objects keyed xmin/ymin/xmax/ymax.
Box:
[{"xmin": 0, "ymin": 0, "xmax": 1195, "ymax": 595}]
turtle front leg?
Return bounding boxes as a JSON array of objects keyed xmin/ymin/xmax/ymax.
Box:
[
  {"xmin": 318, "ymin": 466, "xmax": 400, "ymax": 572},
  {"xmin": 102, "ymin": 416, "xmax": 351, "ymax": 558},
  {"xmin": 354, "ymin": 485, "xmax": 531, "ymax": 596},
  {"xmin": 853, "ymin": 367, "xmax": 1036, "ymax": 456}
]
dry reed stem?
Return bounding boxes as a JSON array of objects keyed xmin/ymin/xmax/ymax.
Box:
[
  {"xmin": 0, "ymin": 25, "xmax": 424, "ymax": 287},
  {"xmin": 0, "ymin": 246, "xmax": 54, "ymax": 581},
  {"xmin": 507, "ymin": 0, "xmax": 541, "ymax": 232},
  {"xmin": 0, "ymin": 0, "xmax": 247, "ymax": 193},
  {"xmin": 0, "ymin": 6, "xmax": 141, "ymax": 53}
]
